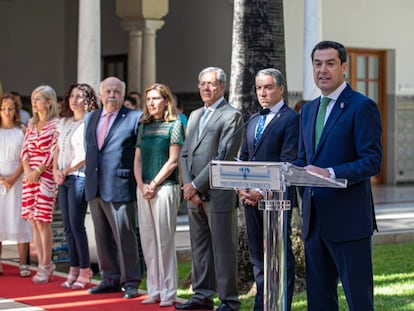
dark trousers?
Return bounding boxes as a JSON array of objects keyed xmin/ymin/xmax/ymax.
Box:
[
  {"xmin": 58, "ymin": 175, "xmax": 90, "ymax": 268},
  {"xmin": 245, "ymin": 206, "xmax": 295, "ymax": 311},
  {"xmin": 305, "ymin": 217, "xmax": 374, "ymax": 311}
]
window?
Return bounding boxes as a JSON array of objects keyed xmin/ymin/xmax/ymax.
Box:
[{"xmin": 102, "ymin": 54, "xmax": 128, "ymax": 81}]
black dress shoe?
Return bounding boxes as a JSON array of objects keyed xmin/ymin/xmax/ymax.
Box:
[
  {"xmin": 216, "ymin": 303, "xmax": 232, "ymax": 311},
  {"xmin": 88, "ymin": 282, "xmax": 122, "ymax": 294},
  {"xmin": 175, "ymin": 298, "xmax": 213, "ymax": 310},
  {"xmin": 123, "ymin": 286, "xmax": 139, "ymax": 299}
]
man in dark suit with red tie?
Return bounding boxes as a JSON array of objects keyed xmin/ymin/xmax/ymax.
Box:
[
  {"xmin": 238, "ymin": 68, "xmax": 299, "ymax": 311},
  {"xmin": 294, "ymin": 41, "xmax": 382, "ymax": 310}
]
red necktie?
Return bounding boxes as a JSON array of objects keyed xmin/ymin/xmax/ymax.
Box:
[{"xmin": 97, "ymin": 113, "xmax": 113, "ymax": 149}]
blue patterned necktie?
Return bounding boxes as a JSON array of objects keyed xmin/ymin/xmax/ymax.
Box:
[
  {"xmin": 314, "ymin": 97, "xmax": 331, "ymax": 148},
  {"xmin": 254, "ymin": 114, "xmax": 267, "ymax": 146}
]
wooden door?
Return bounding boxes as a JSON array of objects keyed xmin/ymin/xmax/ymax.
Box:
[{"xmin": 347, "ymin": 49, "xmax": 387, "ymax": 184}]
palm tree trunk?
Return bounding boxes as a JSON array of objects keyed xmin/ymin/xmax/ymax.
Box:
[
  {"xmin": 230, "ymin": 0, "xmax": 288, "ymax": 120},
  {"xmin": 229, "ymin": 0, "xmax": 304, "ymax": 294}
]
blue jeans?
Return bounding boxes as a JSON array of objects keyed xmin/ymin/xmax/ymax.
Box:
[{"xmin": 58, "ymin": 175, "xmax": 90, "ymax": 268}]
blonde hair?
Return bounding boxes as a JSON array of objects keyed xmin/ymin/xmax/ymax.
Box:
[
  {"xmin": 140, "ymin": 83, "xmax": 179, "ymax": 124},
  {"xmin": 30, "ymin": 85, "xmax": 58, "ymax": 125}
]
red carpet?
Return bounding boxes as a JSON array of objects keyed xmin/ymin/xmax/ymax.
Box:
[{"xmin": 0, "ymin": 263, "xmax": 179, "ymax": 310}]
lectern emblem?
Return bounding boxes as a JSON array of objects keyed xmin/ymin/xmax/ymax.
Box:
[{"xmin": 239, "ymin": 167, "xmax": 250, "ymax": 179}]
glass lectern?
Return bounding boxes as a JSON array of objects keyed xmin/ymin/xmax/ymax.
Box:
[{"xmin": 209, "ymin": 160, "xmax": 347, "ymax": 311}]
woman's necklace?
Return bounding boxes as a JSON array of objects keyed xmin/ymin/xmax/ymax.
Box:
[{"xmin": 60, "ymin": 118, "xmax": 81, "ymax": 154}]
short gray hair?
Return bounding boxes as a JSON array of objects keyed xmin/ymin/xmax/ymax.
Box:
[
  {"xmin": 198, "ymin": 67, "xmax": 226, "ymax": 85},
  {"xmin": 256, "ymin": 68, "xmax": 286, "ymax": 88},
  {"xmin": 99, "ymin": 77, "xmax": 126, "ymax": 97}
]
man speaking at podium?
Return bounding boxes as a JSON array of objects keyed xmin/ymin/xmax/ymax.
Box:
[
  {"xmin": 294, "ymin": 41, "xmax": 382, "ymax": 311},
  {"xmin": 237, "ymin": 68, "xmax": 299, "ymax": 311}
]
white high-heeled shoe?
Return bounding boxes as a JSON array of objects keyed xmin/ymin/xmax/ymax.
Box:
[
  {"xmin": 32, "ymin": 262, "xmax": 55, "ymax": 284},
  {"xmin": 61, "ymin": 266, "xmax": 80, "ymax": 288},
  {"xmin": 71, "ymin": 268, "xmax": 93, "ymax": 290}
]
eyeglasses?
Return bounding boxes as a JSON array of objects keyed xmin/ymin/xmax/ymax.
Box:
[
  {"xmin": 198, "ymin": 81, "xmax": 220, "ymax": 89},
  {"xmin": 0, "ymin": 108, "xmax": 15, "ymax": 112}
]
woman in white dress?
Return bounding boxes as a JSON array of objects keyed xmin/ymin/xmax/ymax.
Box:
[{"xmin": 0, "ymin": 93, "xmax": 32, "ymax": 277}]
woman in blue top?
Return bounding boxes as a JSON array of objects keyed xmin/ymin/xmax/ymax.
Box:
[{"xmin": 134, "ymin": 83, "xmax": 184, "ymax": 307}]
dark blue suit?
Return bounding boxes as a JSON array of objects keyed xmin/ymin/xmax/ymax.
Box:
[
  {"xmin": 84, "ymin": 106, "xmax": 142, "ymax": 288},
  {"xmin": 294, "ymin": 84, "xmax": 382, "ymax": 310},
  {"xmin": 239, "ymin": 103, "xmax": 299, "ymax": 311}
]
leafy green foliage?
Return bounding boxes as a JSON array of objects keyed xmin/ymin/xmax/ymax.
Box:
[
  {"xmin": 176, "ymin": 242, "xmax": 414, "ymax": 310},
  {"xmin": 290, "ymin": 242, "xmax": 414, "ymax": 311}
]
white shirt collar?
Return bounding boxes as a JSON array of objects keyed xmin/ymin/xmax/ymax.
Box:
[
  {"xmin": 322, "ymin": 81, "xmax": 347, "ymax": 101},
  {"xmin": 204, "ymin": 96, "xmax": 224, "ymax": 111},
  {"xmin": 267, "ymin": 99, "xmax": 284, "ymax": 115}
]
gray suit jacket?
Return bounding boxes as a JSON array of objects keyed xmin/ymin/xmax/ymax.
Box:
[{"xmin": 181, "ymin": 99, "xmax": 243, "ymax": 211}]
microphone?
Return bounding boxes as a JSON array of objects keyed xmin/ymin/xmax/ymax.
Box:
[{"xmin": 216, "ymin": 108, "xmax": 270, "ymax": 160}]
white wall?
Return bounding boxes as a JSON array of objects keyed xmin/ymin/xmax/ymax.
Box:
[
  {"xmin": 284, "ymin": 0, "xmax": 305, "ymax": 93},
  {"xmin": 284, "ymin": 0, "xmax": 414, "ymax": 95}
]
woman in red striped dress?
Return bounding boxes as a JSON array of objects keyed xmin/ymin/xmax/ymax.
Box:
[{"xmin": 21, "ymin": 85, "xmax": 59, "ymax": 284}]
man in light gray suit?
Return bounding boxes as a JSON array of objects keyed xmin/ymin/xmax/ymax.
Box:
[
  {"xmin": 176, "ymin": 67, "xmax": 243, "ymax": 311},
  {"xmin": 84, "ymin": 77, "xmax": 142, "ymax": 299}
]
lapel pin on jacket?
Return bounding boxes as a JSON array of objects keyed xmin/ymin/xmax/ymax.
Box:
[
  {"xmin": 121, "ymin": 114, "xmax": 126, "ymax": 118},
  {"xmin": 340, "ymin": 102, "xmax": 345, "ymax": 109}
]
